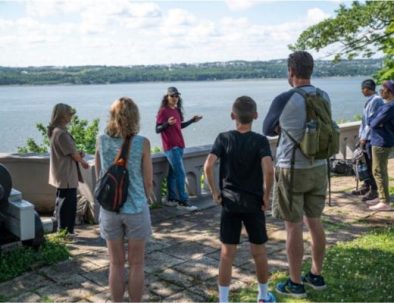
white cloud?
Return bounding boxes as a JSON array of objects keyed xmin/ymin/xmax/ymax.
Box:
[
  {"xmin": 224, "ymin": 0, "xmax": 258, "ymax": 11},
  {"xmin": 0, "ymin": 1, "xmax": 338, "ymax": 66},
  {"xmin": 307, "ymin": 8, "xmax": 330, "ymax": 24}
]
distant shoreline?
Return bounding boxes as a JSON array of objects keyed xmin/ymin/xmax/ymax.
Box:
[
  {"xmin": 0, "ymin": 59, "xmax": 381, "ymax": 86},
  {"xmin": 0, "ymin": 75, "xmax": 373, "ymax": 88}
]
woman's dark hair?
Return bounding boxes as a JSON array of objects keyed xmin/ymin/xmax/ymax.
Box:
[{"xmin": 158, "ymin": 95, "xmax": 184, "ymax": 121}]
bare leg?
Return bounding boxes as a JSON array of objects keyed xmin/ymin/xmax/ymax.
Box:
[
  {"xmin": 218, "ymin": 244, "xmax": 237, "ymax": 286},
  {"xmin": 304, "ymin": 216, "xmax": 326, "ymax": 275},
  {"xmin": 127, "ymin": 239, "xmax": 146, "ymax": 302},
  {"xmin": 107, "ymin": 239, "xmax": 126, "ymax": 302},
  {"xmin": 250, "ymin": 243, "xmax": 269, "ymax": 283},
  {"xmin": 285, "ymin": 221, "xmax": 304, "ymax": 284}
]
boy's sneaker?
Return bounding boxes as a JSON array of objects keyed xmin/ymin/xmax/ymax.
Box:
[
  {"xmin": 177, "ymin": 201, "xmax": 198, "ymax": 211},
  {"xmin": 162, "ymin": 199, "xmax": 178, "ymax": 207},
  {"xmin": 275, "ymin": 278, "xmax": 306, "ymax": 298},
  {"xmin": 258, "ymin": 292, "xmax": 276, "ymax": 303},
  {"xmin": 302, "ymin": 272, "xmax": 327, "ymax": 290}
]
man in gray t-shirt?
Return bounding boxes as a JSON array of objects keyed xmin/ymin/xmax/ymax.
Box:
[{"xmin": 263, "ymin": 51, "xmax": 328, "ymax": 298}]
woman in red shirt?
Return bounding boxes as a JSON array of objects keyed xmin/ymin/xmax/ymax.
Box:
[{"xmin": 156, "ymin": 87, "xmax": 202, "ymax": 210}]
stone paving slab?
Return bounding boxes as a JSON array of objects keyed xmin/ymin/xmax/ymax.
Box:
[{"xmin": 1, "ymin": 161, "xmax": 394, "ymax": 302}]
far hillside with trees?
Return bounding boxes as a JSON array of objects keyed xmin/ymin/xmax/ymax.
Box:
[{"xmin": 0, "ymin": 58, "xmax": 382, "ymax": 86}]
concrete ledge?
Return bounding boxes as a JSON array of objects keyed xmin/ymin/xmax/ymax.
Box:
[{"xmin": 3, "ymin": 121, "xmax": 393, "ymax": 219}]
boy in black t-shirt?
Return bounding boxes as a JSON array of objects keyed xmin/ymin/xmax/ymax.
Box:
[{"xmin": 204, "ymin": 96, "xmax": 275, "ymax": 303}]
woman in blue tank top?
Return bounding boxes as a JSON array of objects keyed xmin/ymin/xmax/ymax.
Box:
[{"xmin": 95, "ymin": 97, "xmax": 154, "ymax": 302}]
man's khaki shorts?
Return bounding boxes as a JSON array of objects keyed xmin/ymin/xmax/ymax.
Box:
[{"xmin": 272, "ymin": 165, "xmax": 327, "ymax": 223}]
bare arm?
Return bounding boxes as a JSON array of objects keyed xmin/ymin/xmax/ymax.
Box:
[
  {"xmin": 71, "ymin": 151, "xmax": 89, "ymax": 169},
  {"xmin": 262, "ymin": 156, "xmax": 274, "ymax": 211},
  {"xmin": 203, "ymin": 153, "xmax": 222, "ymax": 204},
  {"xmin": 95, "ymin": 148, "xmax": 101, "ymax": 181},
  {"xmin": 142, "ymin": 138, "xmax": 155, "ymax": 204}
]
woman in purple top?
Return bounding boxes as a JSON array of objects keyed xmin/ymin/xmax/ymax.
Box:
[
  {"xmin": 156, "ymin": 87, "xmax": 202, "ymax": 210},
  {"xmin": 366, "ymin": 80, "xmax": 394, "ymax": 211}
]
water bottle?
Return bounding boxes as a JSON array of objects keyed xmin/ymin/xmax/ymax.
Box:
[{"xmin": 301, "ymin": 120, "xmax": 318, "ymax": 156}]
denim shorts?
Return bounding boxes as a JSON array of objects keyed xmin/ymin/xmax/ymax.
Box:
[{"xmin": 99, "ymin": 203, "xmax": 152, "ymax": 241}]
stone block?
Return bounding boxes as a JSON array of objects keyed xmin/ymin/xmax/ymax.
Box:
[
  {"xmin": 156, "ymin": 268, "xmax": 194, "ymax": 288},
  {"xmin": 0, "ymin": 272, "xmax": 49, "ymax": 299},
  {"xmin": 11, "ymin": 292, "xmax": 41, "ymax": 302},
  {"xmin": 145, "ymin": 251, "xmax": 185, "ymax": 274},
  {"xmin": 159, "ymin": 241, "xmax": 217, "ymax": 261},
  {"xmin": 172, "ymin": 255, "xmax": 218, "ymax": 281},
  {"xmin": 165, "ymin": 289, "xmax": 206, "ymax": 302},
  {"xmin": 38, "ymin": 260, "xmax": 84, "ymax": 282},
  {"xmin": 148, "ymin": 276, "xmax": 183, "ymax": 298},
  {"xmin": 80, "ymin": 268, "xmax": 109, "ymax": 288}
]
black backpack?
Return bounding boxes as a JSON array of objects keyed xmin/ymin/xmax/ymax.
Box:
[{"xmin": 95, "ymin": 136, "xmax": 132, "ymax": 213}]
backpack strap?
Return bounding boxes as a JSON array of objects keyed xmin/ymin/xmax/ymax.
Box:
[
  {"xmin": 280, "ymin": 88, "xmax": 307, "ymax": 211},
  {"xmin": 114, "ymin": 135, "xmax": 133, "ymax": 167}
]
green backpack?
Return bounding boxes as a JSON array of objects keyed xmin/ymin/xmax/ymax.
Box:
[
  {"xmin": 282, "ymin": 87, "xmax": 340, "ymax": 207},
  {"xmin": 284, "ymin": 87, "xmax": 340, "ymax": 161}
]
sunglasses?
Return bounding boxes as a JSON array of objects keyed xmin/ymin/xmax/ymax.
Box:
[{"xmin": 169, "ymin": 94, "xmax": 179, "ymax": 98}]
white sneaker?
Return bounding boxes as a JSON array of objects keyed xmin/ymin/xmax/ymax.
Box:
[
  {"xmin": 177, "ymin": 201, "xmax": 198, "ymax": 211},
  {"xmin": 162, "ymin": 199, "xmax": 178, "ymax": 207},
  {"xmin": 369, "ymin": 202, "xmax": 392, "ymax": 211},
  {"xmin": 365, "ymin": 197, "xmax": 379, "ymax": 205}
]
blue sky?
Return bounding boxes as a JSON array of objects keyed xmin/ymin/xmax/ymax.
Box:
[{"xmin": 0, "ymin": 0, "xmax": 351, "ymax": 67}]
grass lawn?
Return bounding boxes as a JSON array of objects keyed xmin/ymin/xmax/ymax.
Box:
[
  {"xmin": 230, "ymin": 226, "xmax": 394, "ymax": 302},
  {"xmin": 0, "ymin": 232, "xmax": 70, "ymax": 283}
]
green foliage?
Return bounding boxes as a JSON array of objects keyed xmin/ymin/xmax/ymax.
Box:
[
  {"xmin": 0, "ymin": 234, "xmax": 70, "ymax": 283},
  {"xmin": 68, "ymin": 115, "xmax": 99, "ymax": 154},
  {"xmin": 290, "ymin": 1, "xmax": 394, "ymax": 83},
  {"xmin": 151, "ymin": 146, "xmax": 162, "ymax": 154},
  {"xmin": 17, "ymin": 123, "xmax": 49, "ymax": 153},
  {"xmin": 352, "ymin": 114, "xmax": 362, "ymax": 121},
  {"xmin": 17, "ymin": 115, "xmax": 99, "ymax": 154},
  {"xmin": 229, "ymin": 227, "xmax": 394, "ymax": 302},
  {"xmin": 0, "ymin": 59, "xmax": 382, "ymax": 86}
]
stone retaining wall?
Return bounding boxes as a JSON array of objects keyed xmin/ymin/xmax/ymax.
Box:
[{"xmin": 2, "ymin": 121, "xmax": 391, "ymax": 216}]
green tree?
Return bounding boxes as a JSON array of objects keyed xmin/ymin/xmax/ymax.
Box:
[
  {"xmin": 18, "ymin": 115, "xmax": 99, "ymax": 154},
  {"xmin": 290, "ymin": 1, "xmax": 394, "ymax": 82}
]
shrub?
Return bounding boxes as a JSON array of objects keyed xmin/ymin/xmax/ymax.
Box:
[{"xmin": 17, "ymin": 115, "xmax": 99, "ymax": 154}]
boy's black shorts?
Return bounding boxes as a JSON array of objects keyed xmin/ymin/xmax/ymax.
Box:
[{"xmin": 220, "ymin": 208, "xmax": 268, "ymax": 245}]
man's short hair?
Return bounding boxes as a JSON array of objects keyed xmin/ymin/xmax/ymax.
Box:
[
  {"xmin": 361, "ymin": 79, "xmax": 376, "ymax": 91},
  {"xmin": 287, "ymin": 51, "xmax": 314, "ymax": 79},
  {"xmin": 232, "ymin": 96, "xmax": 257, "ymax": 124}
]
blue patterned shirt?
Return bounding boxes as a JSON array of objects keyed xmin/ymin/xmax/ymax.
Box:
[{"xmin": 97, "ymin": 134, "xmax": 147, "ymax": 214}]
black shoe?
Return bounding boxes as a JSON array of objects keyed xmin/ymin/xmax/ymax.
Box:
[
  {"xmin": 351, "ymin": 186, "xmax": 369, "ymax": 195},
  {"xmin": 361, "ymin": 190, "xmax": 378, "ymax": 202},
  {"xmin": 302, "ymin": 272, "xmax": 327, "ymax": 290}
]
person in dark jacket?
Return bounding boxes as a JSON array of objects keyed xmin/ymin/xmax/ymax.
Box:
[
  {"xmin": 366, "ymin": 80, "xmax": 394, "ymax": 211},
  {"xmin": 352, "ymin": 79, "xmax": 383, "ymax": 199}
]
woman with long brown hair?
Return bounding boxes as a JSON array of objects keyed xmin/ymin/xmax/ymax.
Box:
[
  {"xmin": 156, "ymin": 86, "xmax": 202, "ymax": 210},
  {"xmin": 48, "ymin": 103, "xmax": 89, "ymax": 235},
  {"xmin": 95, "ymin": 97, "xmax": 154, "ymax": 302}
]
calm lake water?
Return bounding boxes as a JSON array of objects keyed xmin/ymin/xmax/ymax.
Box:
[{"xmin": 0, "ymin": 77, "xmax": 368, "ymax": 152}]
